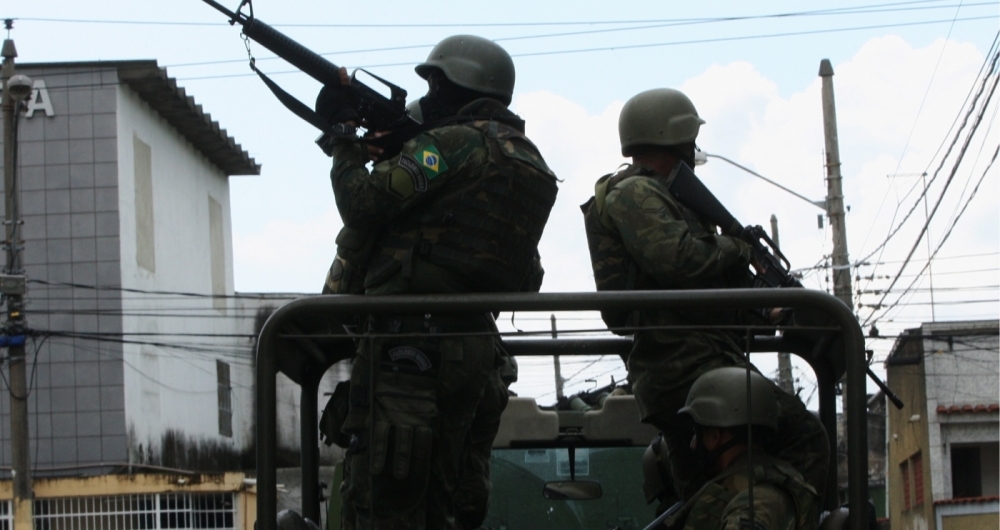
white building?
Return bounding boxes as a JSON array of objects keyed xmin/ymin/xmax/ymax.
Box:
[{"xmin": 3, "ymin": 60, "xmax": 261, "ymax": 475}]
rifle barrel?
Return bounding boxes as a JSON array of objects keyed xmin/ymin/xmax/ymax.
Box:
[{"xmin": 201, "ymin": 0, "xmax": 343, "ymax": 87}]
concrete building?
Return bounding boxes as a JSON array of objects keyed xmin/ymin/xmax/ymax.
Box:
[
  {"xmin": 0, "ymin": 60, "xmax": 263, "ymax": 528},
  {"xmin": 885, "ymin": 319, "xmax": 999, "ymax": 530}
]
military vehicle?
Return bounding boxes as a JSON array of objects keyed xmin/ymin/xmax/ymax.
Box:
[{"xmin": 255, "ymin": 289, "xmax": 871, "ymax": 530}]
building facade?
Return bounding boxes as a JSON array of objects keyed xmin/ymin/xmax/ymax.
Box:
[
  {"xmin": 1, "ymin": 60, "xmax": 261, "ymax": 477},
  {"xmin": 886, "ymin": 319, "xmax": 999, "ymax": 530}
]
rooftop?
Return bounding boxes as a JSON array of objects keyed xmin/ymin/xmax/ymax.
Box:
[{"xmin": 19, "ymin": 60, "xmax": 261, "ymax": 176}]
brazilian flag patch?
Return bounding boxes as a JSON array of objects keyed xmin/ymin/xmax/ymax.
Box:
[{"xmin": 417, "ymin": 144, "xmax": 448, "ymax": 179}]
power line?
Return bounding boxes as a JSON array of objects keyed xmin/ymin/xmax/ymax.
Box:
[
  {"xmin": 175, "ymin": 15, "xmax": 997, "ymax": 81},
  {"xmin": 862, "ymin": 48, "xmax": 1000, "ymax": 325},
  {"xmin": 857, "ymin": 1, "xmax": 975, "ymax": 260},
  {"xmin": 872, "ymin": 141, "xmax": 1000, "ymax": 324},
  {"xmin": 10, "ymin": 1, "xmax": 975, "ymax": 29},
  {"xmin": 855, "ymin": 32, "xmax": 1000, "ymax": 284}
]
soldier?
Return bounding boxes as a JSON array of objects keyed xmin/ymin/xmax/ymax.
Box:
[
  {"xmin": 662, "ymin": 367, "xmax": 818, "ymax": 530},
  {"xmin": 581, "ymin": 88, "xmax": 828, "ymax": 506},
  {"xmin": 328, "ymin": 35, "xmax": 558, "ymax": 529}
]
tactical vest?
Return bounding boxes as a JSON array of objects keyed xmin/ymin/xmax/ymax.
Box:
[
  {"xmin": 581, "ymin": 164, "xmax": 748, "ymax": 331},
  {"xmin": 581, "ymin": 165, "xmax": 655, "ymax": 331},
  {"xmin": 669, "ymin": 455, "xmax": 819, "ymax": 530},
  {"xmin": 364, "ymin": 118, "xmax": 558, "ymax": 293}
]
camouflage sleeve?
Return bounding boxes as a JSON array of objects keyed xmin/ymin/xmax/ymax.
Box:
[
  {"xmin": 330, "ymin": 125, "xmax": 489, "ymax": 227},
  {"xmin": 605, "ymin": 177, "xmax": 751, "ymax": 288},
  {"xmin": 719, "ymin": 485, "xmax": 797, "ymax": 530}
]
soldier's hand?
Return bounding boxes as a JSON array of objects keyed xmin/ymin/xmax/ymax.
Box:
[{"xmin": 363, "ymin": 131, "xmax": 387, "ymax": 161}]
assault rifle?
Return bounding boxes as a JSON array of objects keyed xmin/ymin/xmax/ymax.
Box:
[
  {"xmin": 201, "ymin": 0, "xmax": 420, "ymax": 155},
  {"xmin": 667, "ymin": 161, "xmax": 802, "ymax": 289}
]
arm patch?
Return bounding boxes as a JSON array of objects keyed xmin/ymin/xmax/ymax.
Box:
[{"xmin": 386, "ymin": 155, "xmax": 428, "ymax": 199}]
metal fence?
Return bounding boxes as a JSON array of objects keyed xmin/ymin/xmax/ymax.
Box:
[{"xmin": 32, "ymin": 493, "xmax": 235, "ymax": 530}]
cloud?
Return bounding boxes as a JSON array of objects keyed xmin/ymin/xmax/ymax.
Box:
[{"xmin": 233, "ymin": 207, "xmax": 341, "ymax": 292}]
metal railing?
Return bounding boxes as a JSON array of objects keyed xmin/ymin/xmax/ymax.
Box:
[
  {"xmin": 32, "ymin": 492, "xmax": 235, "ymax": 530},
  {"xmin": 255, "ymin": 289, "xmax": 868, "ymax": 530}
]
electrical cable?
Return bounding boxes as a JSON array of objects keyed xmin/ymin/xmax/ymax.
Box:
[
  {"xmin": 12, "ymin": 1, "xmax": 973, "ymax": 29},
  {"xmin": 874, "ymin": 141, "xmax": 999, "ymax": 324},
  {"xmin": 861, "ymin": 51, "xmax": 1000, "ymax": 325},
  {"xmin": 175, "ymin": 15, "xmax": 998, "ymax": 81},
  {"xmin": 857, "ymin": 1, "xmax": 973, "ymax": 258},
  {"xmin": 854, "ymin": 35, "xmax": 999, "ymax": 289}
]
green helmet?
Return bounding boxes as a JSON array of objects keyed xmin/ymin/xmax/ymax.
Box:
[
  {"xmin": 415, "ymin": 35, "xmax": 515, "ymax": 105},
  {"xmin": 618, "ymin": 88, "xmax": 705, "ymax": 157},
  {"xmin": 678, "ymin": 367, "xmax": 779, "ymax": 430}
]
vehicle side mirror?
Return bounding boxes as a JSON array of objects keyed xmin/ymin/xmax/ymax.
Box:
[{"xmin": 542, "ymin": 480, "xmax": 603, "ymax": 501}]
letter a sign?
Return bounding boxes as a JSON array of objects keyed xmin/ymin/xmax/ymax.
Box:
[{"xmin": 25, "ymin": 80, "xmax": 55, "ymax": 118}]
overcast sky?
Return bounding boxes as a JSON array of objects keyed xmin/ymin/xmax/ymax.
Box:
[{"xmin": 7, "ymin": 0, "xmax": 999, "ymax": 403}]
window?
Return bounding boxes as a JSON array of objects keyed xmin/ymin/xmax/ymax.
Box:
[
  {"xmin": 208, "ymin": 196, "xmax": 226, "ymax": 311},
  {"xmin": 952, "ymin": 442, "xmax": 1000, "ymax": 498},
  {"xmin": 912, "ymin": 452, "xmax": 923, "ymax": 507},
  {"xmin": 134, "ymin": 135, "xmax": 156, "ymax": 272},
  {"xmin": 901, "ymin": 460, "xmax": 911, "ymax": 510},
  {"xmin": 217, "ymin": 360, "xmax": 232, "ymax": 437}
]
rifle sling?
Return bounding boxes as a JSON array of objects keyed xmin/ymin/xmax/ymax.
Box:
[{"xmin": 251, "ymin": 62, "xmax": 342, "ymax": 137}]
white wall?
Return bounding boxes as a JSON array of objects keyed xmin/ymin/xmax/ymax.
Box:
[
  {"xmin": 922, "ymin": 321, "xmax": 999, "ymax": 502},
  {"xmin": 115, "ymin": 84, "xmax": 254, "ymax": 463}
]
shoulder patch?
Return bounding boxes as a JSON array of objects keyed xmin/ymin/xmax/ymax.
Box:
[
  {"xmin": 417, "ymin": 144, "xmax": 449, "ymax": 179},
  {"xmin": 386, "ymin": 155, "xmax": 428, "ymax": 199}
]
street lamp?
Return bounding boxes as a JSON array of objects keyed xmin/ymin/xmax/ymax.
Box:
[{"xmin": 4, "ymin": 73, "xmax": 32, "ymax": 102}]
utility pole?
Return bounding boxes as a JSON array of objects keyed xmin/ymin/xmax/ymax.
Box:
[
  {"xmin": 819, "ymin": 60, "xmax": 855, "ymax": 484},
  {"xmin": 551, "ymin": 315, "xmax": 564, "ymax": 401},
  {"xmin": 770, "ymin": 215, "xmax": 795, "ymax": 395},
  {"xmin": 2, "ymin": 23, "xmax": 34, "ymax": 530},
  {"xmin": 818, "ymin": 59, "xmax": 853, "ymax": 312}
]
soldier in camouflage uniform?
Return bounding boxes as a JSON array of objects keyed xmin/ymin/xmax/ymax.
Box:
[
  {"xmin": 330, "ymin": 35, "xmax": 558, "ymax": 529},
  {"xmin": 581, "ymin": 88, "xmax": 828, "ymax": 506},
  {"xmin": 661, "ymin": 367, "xmax": 818, "ymax": 530}
]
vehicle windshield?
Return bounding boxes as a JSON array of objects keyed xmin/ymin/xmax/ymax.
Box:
[{"xmin": 484, "ymin": 447, "xmax": 654, "ymax": 530}]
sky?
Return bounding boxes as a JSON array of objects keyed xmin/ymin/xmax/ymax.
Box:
[{"xmin": 5, "ymin": 0, "xmax": 999, "ymax": 405}]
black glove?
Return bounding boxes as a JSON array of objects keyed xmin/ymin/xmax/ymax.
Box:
[{"xmin": 316, "ymin": 84, "xmax": 360, "ymax": 125}]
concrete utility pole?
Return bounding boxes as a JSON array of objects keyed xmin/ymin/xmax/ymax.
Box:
[
  {"xmin": 819, "ymin": 60, "xmax": 855, "ymax": 474},
  {"xmin": 818, "ymin": 59, "xmax": 853, "ymax": 312},
  {"xmin": 770, "ymin": 215, "xmax": 795, "ymax": 395},
  {"xmin": 2, "ymin": 23, "xmax": 34, "ymax": 530}
]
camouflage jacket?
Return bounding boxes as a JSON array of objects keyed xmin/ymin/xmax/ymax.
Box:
[
  {"xmin": 671, "ymin": 452, "xmax": 818, "ymax": 530},
  {"xmin": 331, "ymin": 98, "xmax": 556, "ymax": 295},
  {"xmin": 583, "ymin": 164, "xmax": 753, "ymax": 419}
]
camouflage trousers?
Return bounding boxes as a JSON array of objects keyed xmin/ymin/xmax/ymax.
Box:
[
  {"xmin": 454, "ymin": 370, "xmax": 509, "ymax": 530},
  {"xmin": 341, "ymin": 324, "xmax": 497, "ymax": 530},
  {"xmin": 643, "ymin": 363, "xmax": 829, "ymax": 506}
]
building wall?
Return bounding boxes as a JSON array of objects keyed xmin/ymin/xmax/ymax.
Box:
[
  {"xmin": 887, "ymin": 348, "xmax": 935, "ymax": 530},
  {"xmin": 0, "ymin": 64, "xmax": 128, "ymax": 473},
  {"xmin": 0, "ymin": 63, "xmax": 257, "ymax": 475},
  {"xmin": 114, "ymin": 83, "xmax": 254, "ymax": 469},
  {"xmin": 887, "ymin": 321, "xmax": 1000, "ymax": 530},
  {"xmin": 921, "ymin": 322, "xmax": 999, "ymax": 502}
]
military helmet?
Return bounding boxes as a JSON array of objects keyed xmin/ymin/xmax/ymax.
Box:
[
  {"xmin": 618, "ymin": 88, "xmax": 705, "ymax": 156},
  {"xmin": 406, "ymin": 99, "xmax": 424, "ymax": 125},
  {"xmin": 415, "ymin": 35, "xmax": 515, "ymax": 104},
  {"xmin": 678, "ymin": 367, "xmax": 779, "ymax": 430}
]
